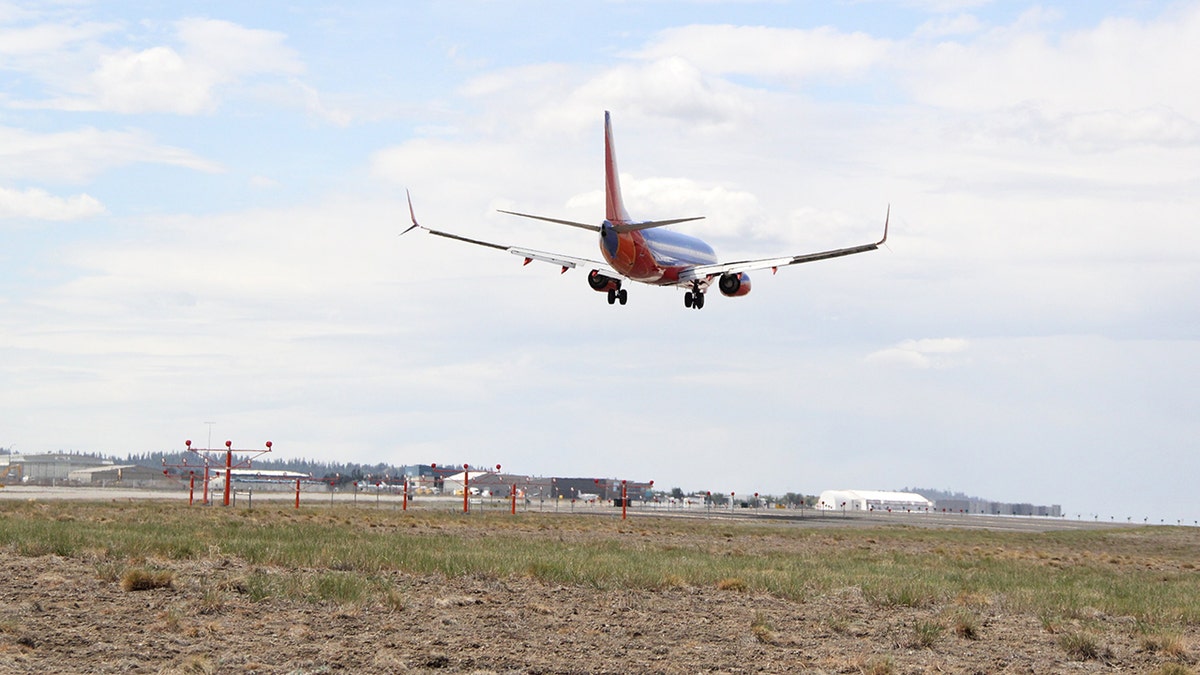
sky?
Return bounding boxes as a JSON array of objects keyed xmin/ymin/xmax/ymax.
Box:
[{"xmin": 2, "ymin": 1, "xmax": 1198, "ymax": 524}]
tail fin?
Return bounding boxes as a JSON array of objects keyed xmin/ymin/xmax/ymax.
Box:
[{"xmin": 604, "ymin": 111, "xmax": 631, "ymax": 224}]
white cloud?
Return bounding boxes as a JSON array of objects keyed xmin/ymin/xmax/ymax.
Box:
[
  {"xmin": 944, "ymin": 104, "xmax": 1200, "ymax": 154},
  {"xmin": 459, "ymin": 58, "xmax": 753, "ymax": 133},
  {"xmin": 0, "ymin": 20, "xmax": 117, "ymax": 56},
  {"xmin": 913, "ymin": 13, "xmax": 983, "ymax": 39},
  {"xmin": 4, "ymin": 16, "xmax": 305, "ymax": 115},
  {"xmin": 903, "ymin": 5, "xmax": 1200, "ymax": 119},
  {"xmin": 902, "ymin": 0, "xmax": 992, "ymax": 12},
  {"xmin": 0, "ymin": 186, "xmax": 105, "ymax": 221},
  {"xmin": 293, "ymin": 78, "xmax": 353, "ymax": 127},
  {"xmin": 636, "ymin": 24, "xmax": 891, "ymax": 84},
  {"xmin": 0, "ymin": 126, "xmax": 221, "ymax": 183},
  {"xmin": 568, "ymin": 57, "xmax": 753, "ymax": 127},
  {"xmin": 175, "ymin": 18, "xmax": 302, "ymax": 80},
  {"xmin": 85, "ymin": 19, "xmax": 303, "ymax": 115},
  {"xmin": 92, "ymin": 46, "xmax": 214, "ymax": 114},
  {"xmin": 866, "ymin": 338, "xmax": 970, "ymax": 369}
]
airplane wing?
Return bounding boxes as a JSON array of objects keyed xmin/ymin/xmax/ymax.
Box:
[
  {"xmin": 403, "ymin": 192, "xmax": 620, "ymax": 277},
  {"xmin": 677, "ymin": 206, "xmax": 889, "ymax": 284}
]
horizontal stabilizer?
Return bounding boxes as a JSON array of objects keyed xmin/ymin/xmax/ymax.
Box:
[
  {"xmin": 498, "ymin": 210, "xmax": 600, "ymax": 232},
  {"xmin": 613, "ymin": 216, "xmax": 705, "ymax": 234}
]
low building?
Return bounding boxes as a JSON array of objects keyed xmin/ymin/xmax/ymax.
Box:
[
  {"xmin": 10, "ymin": 453, "xmax": 111, "ymax": 482},
  {"xmin": 68, "ymin": 464, "xmax": 175, "ymax": 488},
  {"xmin": 443, "ymin": 471, "xmax": 517, "ymax": 497},
  {"xmin": 209, "ymin": 468, "xmax": 313, "ymax": 492},
  {"xmin": 935, "ymin": 497, "xmax": 1062, "ymax": 517},
  {"xmin": 815, "ymin": 489, "xmax": 934, "ymax": 512}
]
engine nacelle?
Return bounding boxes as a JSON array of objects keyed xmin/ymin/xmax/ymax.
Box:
[
  {"xmin": 588, "ymin": 270, "xmax": 621, "ymax": 293},
  {"xmin": 718, "ymin": 272, "xmax": 752, "ymax": 298}
]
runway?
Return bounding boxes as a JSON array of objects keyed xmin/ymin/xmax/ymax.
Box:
[{"xmin": 0, "ymin": 484, "xmax": 1144, "ymax": 533}]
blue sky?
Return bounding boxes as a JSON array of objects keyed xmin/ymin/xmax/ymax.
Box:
[{"xmin": 2, "ymin": 1, "xmax": 1198, "ymax": 523}]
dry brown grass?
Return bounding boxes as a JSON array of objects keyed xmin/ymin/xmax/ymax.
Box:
[
  {"xmin": 120, "ymin": 568, "xmax": 174, "ymax": 591},
  {"xmin": 750, "ymin": 611, "xmax": 777, "ymax": 644},
  {"xmin": 952, "ymin": 611, "xmax": 981, "ymax": 640},
  {"xmin": 1059, "ymin": 631, "xmax": 1110, "ymax": 661},
  {"xmin": 716, "ymin": 577, "xmax": 748, "ymax": 591}
]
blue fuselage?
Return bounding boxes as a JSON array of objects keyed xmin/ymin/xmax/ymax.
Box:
[{"xmin": 599, "ymin": 222, "xmax": 718, "ymax": 285}]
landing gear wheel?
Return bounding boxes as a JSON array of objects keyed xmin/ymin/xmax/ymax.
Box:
[
  {"xmin": 684, "ymin": 291, "xmax": 693, "ymax": 308},
  {"xmin": 694, "ymin": 292, "xmax": 705, "ymax": 309},
  {"xmin": 618, "ymin": 289, "xmax": 628, "ymax": 305},
  {"xmin": 607, "ymin": 289, "xmax": 617, "ymax": 305}
]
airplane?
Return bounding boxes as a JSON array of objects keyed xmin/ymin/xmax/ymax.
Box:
[{"xmin": 403, "ymin": 111, "xmax": 888, "ymax": 310}]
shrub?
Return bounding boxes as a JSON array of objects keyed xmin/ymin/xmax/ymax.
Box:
[
  {"xmin": 953, "ymin": 612, "xmax": 980, "ymax": 640},
  {"xmin": 908, "ymin": 620, "xmax": 944, "ymax": 649},
  {"xmin": 716, "ymin": 577, "xmax": 748, "ymax": 592},
  {"xmin": 1059, "ymin": 632, "xmax": 1108, "ymax": 661},
  {"xmin": 750, "ymin": 612, "xmax": 776, "ymax": 644},
  {"xmin": 121, "ymin": 568, "xmax": 174, "ymax": 592}
]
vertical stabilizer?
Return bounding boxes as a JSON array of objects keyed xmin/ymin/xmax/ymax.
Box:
[{"xmin": 604, "ymin": 111, "xmax": 631, "ymax": 224}]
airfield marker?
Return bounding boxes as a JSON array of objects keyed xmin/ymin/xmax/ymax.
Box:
[
  {"xmin": 294, "ymin": 478, "xmax": 300, "ymax": 509},
  {"xmin": 463, "ymin": 464, "xmax": 470, "ymax": 514},
  {"xmin": 621, "ymin": 480, "xmax": 627, "ymax": 520},
  {"xmin": 224, "ymin": 439, "xmax": 232, "ymax": 502}
]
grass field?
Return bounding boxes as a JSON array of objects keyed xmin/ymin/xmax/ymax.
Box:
[{"xmin": 2, "ymin": 499, "xmax": 1198, "ymax": 631}]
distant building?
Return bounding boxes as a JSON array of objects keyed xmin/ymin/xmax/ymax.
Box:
[
  {"xmin": 209, "ymin": 468, "xmax": 313, "ymax": 493},
  {"xmin": 550, "ymin": 477, "xmax": 654, "ymax": 502},
  {"xmin": 815, "ymin": 489, "xmax": 934, "ymax": 512},
  {"xmin": 443, "ymin": 471, "xmax": 522, "ymax": 497},
  {"xmin": 933, "ymin": 497, "xmax": 1061, "ymax": 517},
  {"xmin": 10, "ymin": 453, "xmax": 111, "ymax": 482},
  {"xmin": 68, "ymin": 464, "xmax": 174, "ymax": 488}
]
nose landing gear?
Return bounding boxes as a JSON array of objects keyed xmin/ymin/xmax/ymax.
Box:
[{"xmin": 607, "ymin": 288, "xmax": 628, "ymax": 305}]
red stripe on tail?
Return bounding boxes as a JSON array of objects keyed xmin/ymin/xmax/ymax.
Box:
[{"xmin": 604, "ymin": 111, "xmax": 631, "ymax": 224}]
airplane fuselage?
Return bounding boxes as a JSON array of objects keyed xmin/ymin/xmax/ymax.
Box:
[{"xmin": 600, "ymin": 223, "xmax": 717, "ymax": 285}]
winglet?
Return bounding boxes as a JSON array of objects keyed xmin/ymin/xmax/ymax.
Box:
[
  {"xmin": 401, "ymin": 189, "xmax": 422, "ymax": 236},
  {"xmin": 877, "ymin": 204, "xmax": 890, "ymax": 246}
]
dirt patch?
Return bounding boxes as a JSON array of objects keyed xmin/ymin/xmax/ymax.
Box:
[{"xmin": 1, "ymin": 551, "xmax": 1196, "ymax": 674}]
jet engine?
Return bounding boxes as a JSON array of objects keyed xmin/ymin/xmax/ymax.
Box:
[
  {"xmin": 587, "ymin": 270, "xmax": 621, "ymax": 293},
  {"xmin": 718, "ymin": 272, "xmax": 752, "ymax": 297}
]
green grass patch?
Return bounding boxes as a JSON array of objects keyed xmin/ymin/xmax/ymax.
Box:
[{"xmin": 2, "ymin": 500, "xmax": 1199, "ymax": 628}]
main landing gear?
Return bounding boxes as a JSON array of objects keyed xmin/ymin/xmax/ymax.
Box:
[
  {"xmin": 607, "ymin": 288, "xmax": 628, "ymax": 305},
  {"xmin": 683, "ymin": 283, "xmax": 706, "ymax": 310}
]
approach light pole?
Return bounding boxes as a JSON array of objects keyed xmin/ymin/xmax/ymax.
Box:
[
  {"xmin": 463, "ymin": 463, "xmax": 470, "ymax": 514},
  {"xmin": 621, "ymin": 480, "xmax": 627, "ymax": 520},
  {"xmin": 179, "ymin": 438, "xmax": 272, "ymax": 507}
]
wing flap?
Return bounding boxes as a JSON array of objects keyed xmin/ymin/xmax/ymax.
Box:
[{"xmin": 506, "ymin": 247, "xmax": 617, "ymax": 276}]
